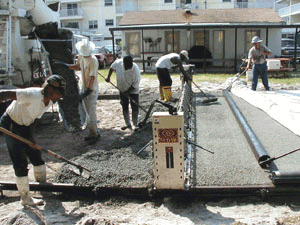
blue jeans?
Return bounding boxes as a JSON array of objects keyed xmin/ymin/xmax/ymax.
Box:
[
  {"xmin": 252, "ymin": 62, "xmax": 269, "ymax": 91},
  {"xmin": 0, "ymin": 113, "xmax": 44, "ymax": 177}
]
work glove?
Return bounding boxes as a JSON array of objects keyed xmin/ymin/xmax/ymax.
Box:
[{"xmin": 79, "ymin": 88, "xmax": 92, "ymax": 101}]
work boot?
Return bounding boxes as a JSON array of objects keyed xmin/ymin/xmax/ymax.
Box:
[
  {"xmin": 162, "ymin": 86, "xmax": 172, "ymax": 102},
  {"xmin": 159, "ymin": 86, "xmax": 164, "ymax": 100},
  {"xmin": 15, "ymin": 176, "xmax": 44, "ymax": 206},
  {"xmin": 33, "ymin": 164, "xmax": 46, "ymax": 183},
  {"xmin": 121, "ymin": 110, "xmax": 132, "ymax": 130},
  {"xmin": 132, "ymin": 109, "xmax": 139, "ymax": 131}
]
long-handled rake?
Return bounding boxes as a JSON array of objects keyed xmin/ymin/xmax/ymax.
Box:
[
  {"xmin": 225, "ymin": 68, "xmax": 248, "ymax": 91},
  {"xmin": 191, "ymin": 80, "xmax": 218, "ymax": 104},
  {"xmin": 98, "ymin": 72, "xmax": 148, "ymax": 113},
  {"xmin": 0, "ymin": 127, "xmax": 91, "ymax": 179}
]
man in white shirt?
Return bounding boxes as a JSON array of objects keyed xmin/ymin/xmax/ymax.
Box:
[
  {"xmin": 0, "ymin": 75, "xmax": 66, "ymax": 206},
  {"xmin": 155, "ymin": 50, "xmax": 190, "ymax": 101},
  {"xmin": 106, "ymin": 56, "xmax": 141, "ymax": 131},
  {"xmin": 69, "ymin": 39, "xmax": 100, "ymax": 143}
]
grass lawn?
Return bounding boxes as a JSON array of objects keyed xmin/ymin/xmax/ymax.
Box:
[{"xmin": 97, "ymin": 68, "xmax": 300, "ymax": 85}]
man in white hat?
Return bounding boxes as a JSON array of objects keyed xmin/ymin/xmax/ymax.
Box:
[
  {"xmin": 69, "ymin": 39, "xmax": 100, "ymax": 143},
  {"xmin": 155, "ymin": 50, "xmax": 190, "ymax": 101},
  {"xmin": 246, "ymin": 36, "xmax": 272, "ymax": 91}
]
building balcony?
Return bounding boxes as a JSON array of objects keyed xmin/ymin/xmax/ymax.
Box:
[
  {"xmin": 60, "ymin": 8, "xmax": 83, "ymax": 20},
  {"xmin": 234, "ymin": 1, "xmax": 257, "ymax": 9},
  {"xmin": 176, "ymin": 3, "xmax": 201, "ymax": 9},
  {"xmin": 115, "ymin": 4, "xmax": 141, "ymax": 14},
  {"xmin": 278, "ymin": 3, "xmax": 300, "ymax": 17}
]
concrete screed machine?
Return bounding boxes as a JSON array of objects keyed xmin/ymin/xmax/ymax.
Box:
[{"xmin": 0, "ymin": 0, "xmax": 86, "ymax": 131}]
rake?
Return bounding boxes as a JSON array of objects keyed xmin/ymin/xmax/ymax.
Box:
[
  {"xmin": 191, "ymin": 80, "xmax": 218, "ymax": 104},
  {"xmin": 0, "ymin": 127, "xmax": 91, "ymax": 179}
]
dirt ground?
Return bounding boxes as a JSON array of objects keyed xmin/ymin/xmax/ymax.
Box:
[{"xmin": 1, "ymin": 77, "xmax": 300, "ymax": 224}]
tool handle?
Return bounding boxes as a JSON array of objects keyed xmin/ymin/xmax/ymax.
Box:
[
  {"xmin": 98, "ymin": 72, "xmax": 148, "ymax": 113},
  {"xmin": 0, "ymin": 127, "xmax": 91, "ymax": 173}
]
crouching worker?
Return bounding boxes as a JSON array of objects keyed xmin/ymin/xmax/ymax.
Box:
[
  {"xmin": 155, "ymin": 50, "xmax": 190, "ymax": 102},
  {"xmin": 0, "ymin": 75, "xmax": 66, "ymax": 206},
  {"xmin": 106, "ymin": 56, "xmax": 141, "ymax": 131}
]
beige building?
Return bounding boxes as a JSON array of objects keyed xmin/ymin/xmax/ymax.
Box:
[{"xmin": 45, "ymin": 0, "xmax": 270, "ymax": 46}]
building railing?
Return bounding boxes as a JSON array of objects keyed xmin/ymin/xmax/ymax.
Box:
[
  {"xmin": 116, "ymin": 4, "xmax": 141, "ymax": 14},
  {"xmin": 234, "ymin": 2, "xmax": 248, "ymax": 8},
  {"xmin": 60, "ymin": 8, "xmax": 83, "ymax": 18},
  {"xmin": 278, "ymin": 3, "xmax": 300, "ymax": 17},
  {"xmin": 176, "ymin": 3, "xmax": 201, "ymax": 9}
]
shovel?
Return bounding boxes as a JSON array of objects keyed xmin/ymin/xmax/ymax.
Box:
[{"xmin": 0, "ymin": 127, "xmax": 91, "ymax": 179}]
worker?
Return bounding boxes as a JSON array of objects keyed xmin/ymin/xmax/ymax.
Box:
[
  {"xmin": 0, "ymin": 75, "xmax": 66, "ymax": 206},
  {"xmin": 69, "ymin": 39, "xmax": 100, "ymax": 143},
  {"xmin": 105, "ymin": 55, "xmax": 141, "ymax": 131},
  {"xmin": 155, "ymin": 50, "xmax": 190, "ymax": 102},
  {"xmin": 246, "ymin": 36, "xmax": 272, "ymax": 91}
]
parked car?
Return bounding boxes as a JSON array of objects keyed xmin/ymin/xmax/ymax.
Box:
[
  {"xmin": 105, "ymin": 45, "xmax": 122, "ymax": 58},
  {"xmin": 74, "ymin": 47, "xmax": 109, "ymax": 69},
  {"xmin": 281, "ymin": 38, "xmax": 300, "ymax": 60},
  {"xmin": 98, "ymin": 46, "xmax": 115, "ymax": 66}
]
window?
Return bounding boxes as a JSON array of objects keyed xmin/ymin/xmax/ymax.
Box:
[
  {"xmin": 125, "ymin": 32, "xmax": 140, "ymax": 57},
  {"xmin": 67, "ymin": 3, "xmax": 78, "ymax": 16},
  {"xmin": 223, "ymin": 0, "xmax": 231, "ymax": 2},
  {"xmin": 165, "ymin": 31, "xmax": 180, "ymax": 53},
  {"xmin": 66, "ymin": 22, "xmax": 79, "ymax": 28},
  {"xmin": 89, "ymin": 20, "xmax": 98, "ymax": 29},
  {"xmin": 165, "ymin": 0, "xmax": 172, "ymax": 3},
  {"xmin": 105, "ymin": 0, "xmax": 113, "ymax": 6},
  {"xmin": 194, "ymin": 30, "xmax": 209, "ymax": 47},
  {"xmin": 105, "ymin": 19, "xmax": 114, "ymax": 26},
  {"xmin": 245, "ymin": 30, "xmax": 260, "ymax": 52}
]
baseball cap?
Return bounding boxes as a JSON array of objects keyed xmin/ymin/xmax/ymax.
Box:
[
  {"xmin": 180, "ymin": 50, "xmax": 189, "ymax": 60},
  {"xmin": 47, "ymin": 75, "xmax": 66, "ymax": 96}
]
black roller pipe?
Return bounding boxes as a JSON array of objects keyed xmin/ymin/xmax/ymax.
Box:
[
  {"xmin": 223, "ymin": 90, "xmax": 270, "ymax": 164},
  {"xmin": 271, "ymin": 171, "xmax": 300, "ymax": 185},
  {"xmin": 3, "ymin": 181, "xmax": 300, "ymax": 199}
]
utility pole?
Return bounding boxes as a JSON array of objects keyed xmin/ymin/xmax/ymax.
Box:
[{"xmin": 204, "ymin": 0, "xmax": 207, "ymax": 9}]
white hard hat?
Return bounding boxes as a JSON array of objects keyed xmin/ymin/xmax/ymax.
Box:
[
  {"xmin": 180, "ymin": 50, "xmax": 189, "ymax": 60},
  {"xmin": 76, "ymin": 39, "xmax": 95, "ymax": 56},
  {"xmin": 251, "ymin": 36, "xmax": 262, "ymax": 44}
]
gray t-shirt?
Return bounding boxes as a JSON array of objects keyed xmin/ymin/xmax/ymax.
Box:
[{"xmin": 248, "ymin": 44, "xmax": 272, "ymax": 64}]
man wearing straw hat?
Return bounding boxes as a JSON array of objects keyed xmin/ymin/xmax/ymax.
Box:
[
  {"xmin": 246, "ymin": 36, "xmax": 272, "ymax": 91},
  {"xmin": 155, "ymin": 50, "xmax": 190, "ymax": 102},
  {"xmin": 69, "ymin": 39, "xmax": 100, "ymax": 143},
  {"xmin": 0, "ymin": 75, "xmax": 66, "ymax": 206}
]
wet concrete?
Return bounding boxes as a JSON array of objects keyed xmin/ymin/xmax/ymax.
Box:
[
  {"xmin": 194, "ymin": 92, "xmax": 272, "ymax": 187},
  {"xmin": 55, "ymin": 87, "xmax": 300, "ymax": 188}
]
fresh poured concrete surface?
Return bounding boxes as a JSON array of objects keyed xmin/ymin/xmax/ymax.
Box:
[{"xmin": 193, "ymin": 91, "xmax": 300, "ymax": 187}]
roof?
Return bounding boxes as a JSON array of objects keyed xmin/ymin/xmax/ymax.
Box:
[{"xmin": 119, "ymin": 8, "xmax": 284, "ymax": 26}]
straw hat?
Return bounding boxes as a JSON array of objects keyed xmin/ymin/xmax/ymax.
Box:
[
  {"xmin": 76, "ymin": 39, "xmax": 95, "ymax": 56},
  {"xmin": 180, "ymin": 50, "xmax": 189, "ymax": 60}
]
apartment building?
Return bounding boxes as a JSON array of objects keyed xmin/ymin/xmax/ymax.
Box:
[
  {"xmin": 44, "ymin": 0, "xmax": 274, "ymax": 46},
  {"xmin": 275, "ymin": 0, "xmax": 300, "ymax": 39}
]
